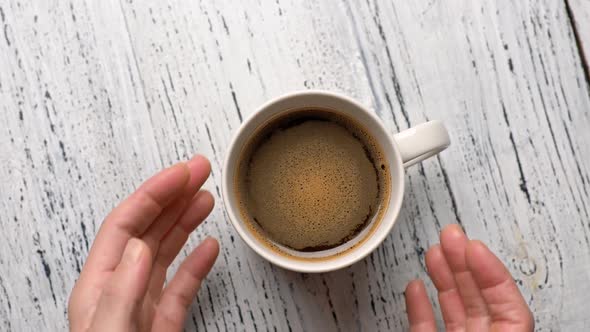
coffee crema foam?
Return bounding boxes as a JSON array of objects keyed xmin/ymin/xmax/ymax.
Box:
[{"xmin": 235, "ymin": 109, "xmax": 390, "ymax": 258}]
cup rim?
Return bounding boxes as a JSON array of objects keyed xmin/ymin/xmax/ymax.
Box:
[{"xmin": 221, "ymin": 90, "xmax": 405, "ymax": 273}]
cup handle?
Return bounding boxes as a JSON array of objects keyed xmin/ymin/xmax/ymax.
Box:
[{"xmin": 393, "ymin": 120, "xmax": 450, "ymax": 168}]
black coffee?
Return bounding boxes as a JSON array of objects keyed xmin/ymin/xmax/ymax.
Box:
[{"xmin": 235, "ymin": 109, "xmax": 390, "ymax": 252}]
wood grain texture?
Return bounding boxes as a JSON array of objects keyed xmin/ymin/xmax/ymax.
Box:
[
  {"xmin": 0, "ymin": 0, "xmax": 589, "ymax": 331},
  {"xmin": 567, "ymin": 0, "xmax": 590, "ymax": 90},
  {"xmin": 567, "ymin": 1, "xmax": 590, "ymax": 51}
]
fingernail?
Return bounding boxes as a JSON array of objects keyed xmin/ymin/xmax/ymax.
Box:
[
  {"xmin": 204, "ymin": 236, "xmax": 219, "ymax": 249},
  {"xmin": 188, "ymin": 155, "xmax": 207, "ymax": 165},
  {"xmin": 204, "ymin": 236, "xmax": 216, "ymax": 245},
  {"xmin": 452, "ymin": 224, "xmax": 464, "ymax": 232},
  {"xmin": 196, "ymin": 190, "xmax": 214, "ymax": 206},
  {"xmin": 190, "ymin": 154, "xmax": 205, "ymax": 161},
  {"xmin": 471, "ymin": 239, "xmax": 487, "ymax": 250},
  {"xmin": 171, "ymin": 162, "xmax": 191, "ymax": 174},
  {"xmin": 444, "ymin": 223, "xmax": 465, "ymax": 236},
  {"xmin": 123, "ymin": 238, "xmax": 144, "ymax": 264},
  {"xmin": 169, "ymin": 162, "xmax": 185, "ymax": 169}
]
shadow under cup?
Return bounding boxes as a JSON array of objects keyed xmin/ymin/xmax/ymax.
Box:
[{"xmin": 222, "ymin": 92, "xmax": 405, "ymax": 273}]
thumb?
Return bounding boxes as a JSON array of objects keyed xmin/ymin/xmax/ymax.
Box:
[{"xmin": 90, "ymin": 238, "xmax": 152, "ymax": 332}]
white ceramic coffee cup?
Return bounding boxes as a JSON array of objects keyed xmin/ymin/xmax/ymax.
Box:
[{"xmin": 222, "ymin": 90, "xmax": 450, "ymax": 273}]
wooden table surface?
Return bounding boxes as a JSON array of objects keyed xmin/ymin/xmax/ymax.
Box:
[{"xmin": 1, "ymin": 1, "xmax": 590, "ymax": 331}]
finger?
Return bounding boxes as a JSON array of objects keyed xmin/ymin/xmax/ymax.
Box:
[
  {"xmin": 440, "ymin": 224, "xmax": 490, "ymax": 329},
  {"xmin": 90, "ymin": 239, "xmax": 152, "ymax": 331},
  {"xmin": 404, "ymin": 280, "xmax": 437, "ymax": 332},
  {"xmin": 141, "ymin": 198, "xmax": 189, "ymax": 255},
  {"xmin": 141, "ymin": 155, "xmax": 211, "ymax": 256},
  {"xmin": 466, "ymin": 240, "xmax": 534, "ymax": 329},
  {"xmin": 152, "ymin": 238, "xmax": 219, "ymax": 331},
  {"xmin": 83, "ymin": 163, "xmax": 190, "ymax": 277},
  {"xmin": 425, "ymin": 244, "xmax": 466, "ymax": 330},
  {"xmin": 147, "ymin": 191, "xmax": 215, "ymax": 297},
  {"xmin": 183, "ymin": 155, "xmax": 212, "ymax": 199}
]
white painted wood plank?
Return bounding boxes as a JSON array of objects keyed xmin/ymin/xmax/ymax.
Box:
[
  {"xmin": 568, "ymin": 0, "xmax": 590, "ymax": 73},
  {"xmin": 0, "ymin": 0, "xmax": 589, "ymax": 331},
  {"xmin": 0, "ymin": 0, "xmax": 160, "ymax": 330},
  {"xmin": 346, "ymin": 1, "xmax": 590, "ymax": 330}
]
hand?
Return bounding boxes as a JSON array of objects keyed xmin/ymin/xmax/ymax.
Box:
[
  {"xmin": 404, "ymin": 225, "xmax": 533, "ymax": 332},
  {"xmin": 68, "ymin": 155, "xmax": 219, "ymax": 332}
]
